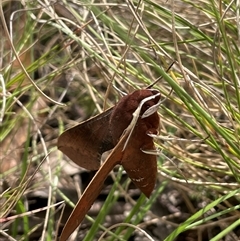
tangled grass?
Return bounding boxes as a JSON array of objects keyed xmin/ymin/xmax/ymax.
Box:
[{"xmin": 1, "ymin": 0, "xmax": 240, "ymax": 240}]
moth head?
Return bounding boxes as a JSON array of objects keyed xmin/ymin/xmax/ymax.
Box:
[
  {"xmin": 139, "ymin": 89, "xmax": 161, "ymax": 118},
  {"xmin": 110, "ymin": 89, "xmax": 160, "ymax": 144}
]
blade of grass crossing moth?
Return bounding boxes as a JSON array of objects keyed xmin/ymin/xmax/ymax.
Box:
[{"xmin": 59, "ymin": 131, "xmax": 130, "ymax": 241}]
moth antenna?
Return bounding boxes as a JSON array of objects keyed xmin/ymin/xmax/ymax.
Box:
[
  {"xmin": 112, "ymin": 85, "xmax": 127, "ymax": 96},
  {"xmin": 147, "ymin": 61, "xmax": 175, "ymax": 89}
]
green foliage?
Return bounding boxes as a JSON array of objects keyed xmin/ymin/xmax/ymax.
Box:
[{"xmin": 1, "ymin": 0, "xmax": 239, "ymax": 240}]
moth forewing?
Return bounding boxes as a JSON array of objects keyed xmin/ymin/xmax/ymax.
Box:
[{"xmin": 57, "ymin": 107, "xmax": 114, "ymax": 170}]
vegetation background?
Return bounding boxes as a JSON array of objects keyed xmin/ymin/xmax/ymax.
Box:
[{"xmin": 1, "ymin": 0, "xmax": 240, "ymax": 240}]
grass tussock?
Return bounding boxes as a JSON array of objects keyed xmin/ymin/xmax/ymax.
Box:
[{"xmin": 0, "ymin": 0, "xmax": 240, "ymax": 240}]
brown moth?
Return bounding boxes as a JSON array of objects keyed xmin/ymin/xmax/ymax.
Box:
[{"xmin": 58, "ymin": 89, "xmax": 160, "ymax": 241}]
